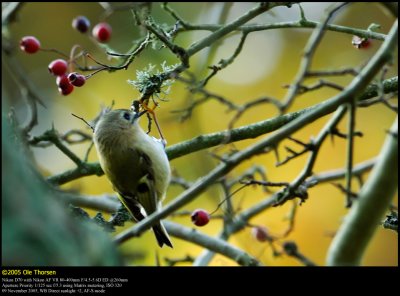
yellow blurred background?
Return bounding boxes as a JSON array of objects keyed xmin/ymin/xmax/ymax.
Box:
[{"xmin": 3, "ymin": 2, "xmax": 397, "ymax": 266}]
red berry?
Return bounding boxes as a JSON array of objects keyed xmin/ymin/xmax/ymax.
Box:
[
  {"xmin": 56, "ymin": 74, "xmax": 70, "ymax": 89},
  {"xmin": 58, "ymin": 84, "xmax": 74, "ymax": 96},
  {"xmin": 352, "ymin": 35, "xmax": 371, "ymax": 49},
  {"xmin": 68, "ymin": 72, "xmax": 86, "ymax": 87},
  {"xmin": 72, "ymin": 16, "xmax": 90, "ymax": 33},
  {"xmin": 251, "ymin": 226, "xmax": 272, "ymax": 242},
  {"xmin": 20, "ymin": 36, "xmax": 40, "ymax": 54},
  {"xmin": 92, "ymin": 22, "xmax": 112, "ymax": 43},
  {"xmin": 191, "ymin": 209, "xmax": 210, "ymax": 227},
  {"xmin": 48, "ymin": 59, "xmax": 68, "ymax": 76},
  {"xmin": 56, "ymin": 75, "xmax": 74, "ymax": 96}
]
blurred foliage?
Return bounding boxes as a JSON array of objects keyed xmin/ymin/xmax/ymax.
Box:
[{"xmin": 2, "ymin": 101, "xmax": 121, "ymax": 266}]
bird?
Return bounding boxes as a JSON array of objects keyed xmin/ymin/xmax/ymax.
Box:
[{"xmin": 93, "ymin": 108, "xmax": 172, "ymax": 248}]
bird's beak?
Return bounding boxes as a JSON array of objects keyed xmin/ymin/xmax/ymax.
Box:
[{"xmin": 132, "ymin": 110, "xmax": 147, "ymax": 124}]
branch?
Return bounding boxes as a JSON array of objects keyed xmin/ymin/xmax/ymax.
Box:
[
  {"xmin": 345, "ymin": 100, "xmax": 356, "ymax": 207},
  {"xmin": 281, "ymin": 3, "xmax": 348, "ymax": 112},
  {"xmin": 358, "ymin": 76, "xmax": 398, "ymax": 101},
  {"xmin": 74, "ymin": 156, "xmax": 374, "ymax": 267},
  {"xmin": 306, "ymin": 68, "xmax": 359, "ymax": 77},
  {"xmin": 29, "ymin": 128, "xmax": 83, "ymax": 166},
  {"xmin": 326, "ymin": 117, "xmax": 398, "ymax": 266},
  {"xmin": 167, "ymin": 76, "xmax": 397, "ymax": 160},
  {"xmin": 238, "ymin": 157, "xmax": 378, "ymax": 233},
  {"xmin": 241, "ymin": 20, "xmax": 387, "ymax": 41},
  {"xmin": 200, "ymin": 32, "xmax": 249, "ymax": 88},
  {"xmin": 144, "ymin": 18, "xmax": 189, "ymax": 67},
  {"xmin": 184, "ymin": 157, "xmax": 377, "ymax": 266},
  {"xmin": 47, "ymin": 75, "xmax": 397, "ymax": 186},
  {"xmin": 164, "ymin": 221, "xmax": 261, "ymax": 266},
  {"xmin": 269, "ymin": 105, "xmax": 348, "ymax": 206},
  {"xmin": 47, "ymin": 162, "xmax": 104, "ymax": 185},
  {"xmin": 61, "ymin": 192, "xmax": 120, "ymax": 213},
  {"xmin": 164, "ymin": 3, "xmax": 388, "ymax": 41},
  {"xmin": 309, "ymin": 158, "xmax": 376, "ymax": 183},
  {"xmin": 186, "ymin": 3, "xmax": 295, "ymax": 57},
  {"xmin": 129, "ymin": 3, "xmax": 298, "ymax": 97}
]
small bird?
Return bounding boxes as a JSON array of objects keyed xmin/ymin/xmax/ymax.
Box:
[{"xmin": 93, "ymin": 109, "xmax": 172, "ymax": 248}]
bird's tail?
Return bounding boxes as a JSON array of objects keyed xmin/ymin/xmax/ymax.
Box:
[{"xmin": 153, "ymin": 221, "xmax": 173, "ymax": 248}]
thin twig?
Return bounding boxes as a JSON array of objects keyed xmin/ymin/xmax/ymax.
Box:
[
  {"xmin": 281, "ymin": 3, "xmax": 349, "ymax": 112},
  {"xmin": 71, "ymin": 113, "xmax": 95, "ymax": 132},
  {"xmin": 345, "ymin": 100, "xmax": 356, "ymax": 207}
]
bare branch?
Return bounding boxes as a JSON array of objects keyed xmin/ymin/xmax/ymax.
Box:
[
  {"xmin": 281, "ymin": 3, "xmax": 349, "ymax": 112},
  {"xmin": 46, "ymin": 75, "xmax": 397, "ymax": 186},
  {"xmin": 164, "ymin": 221, "xmax": 262, "ymax": 266},
  {"xmin": 327, "ymin": 116, "xmax": 398, "ymax": 265}
]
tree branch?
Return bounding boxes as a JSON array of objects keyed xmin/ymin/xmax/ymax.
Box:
[
  {"xmin": 309, "ymin": 158, "xmax": 376, "ymax": 184},
  {"xmin": 326, "ymin": 117, "xmax": 398, "ymax": 266},
  {"xmin": 345, "ymin": 101, "xmax": 356, "ymax": 207},
  {"xmin": 281, "ymin": 3, "xmax": 348, "ymax": 112},
  {"xmin": 46, "ymin": 75, "xmax": 397, "ymax": 186},
  {"xmin": 164, "ymin": 3, "xmax": 388, "ymax": 41},
  {"xmin": 167, "ymin": 76, "xmax": 397, "ymax": 160},
  {"xmin": 194, "ymin": 158, "xmax": 377, "ymax": 266},
  {"xmin": 186, "ymin": 3, "xmax": 296, "ymax": 57},
  {"xmin": 164, "ymin": 221, "xmax": 261, "ymax": 266}
]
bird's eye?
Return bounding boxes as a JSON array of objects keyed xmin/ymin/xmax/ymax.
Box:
[{"xmin": 123, "ymin": 112, "xmax": 131, "ymax": 121}]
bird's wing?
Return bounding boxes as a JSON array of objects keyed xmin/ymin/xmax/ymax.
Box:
[
  {"xmin": 134, "ymin": 151, "xmax": 159, "ymax": 217},
  {"xmin": 115, "ymin": 149, "xmax": 157, "ymax": 222},
  {"xmin": 121, "ymin": 149, "xmax": 172, "ymax": 248}
]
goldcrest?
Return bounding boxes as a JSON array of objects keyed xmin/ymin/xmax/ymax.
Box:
[{"xmin": 93, "ymin": 109, "xmax": 172, "ymax": 248}]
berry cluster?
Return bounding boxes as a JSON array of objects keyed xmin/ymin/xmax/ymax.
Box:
[
  {"xmin": 72, "ymin": 16, "xmax": 112, "ymax": 43},
  {"xmin": 19, "ymin": 15, "xmax": 113, "ymax": 96},
  {"xmin": 47, "ymin": 59, "xmax": 85, "ymax": 95}
]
